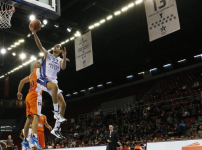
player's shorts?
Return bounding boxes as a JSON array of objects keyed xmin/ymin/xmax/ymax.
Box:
[
  {"xmin": 37, "ymin": 77, "xmax": 63, "ymax": 96},
  {"xmin": 26, "ymin": 91, "xmax": 42, "ymax": 117},
  {"xmin": 37, "ymin": 130, "xmax": 45, "ymax": 148}
]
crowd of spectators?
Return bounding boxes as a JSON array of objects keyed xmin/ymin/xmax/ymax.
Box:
[{"xmin": 44, "ymin": 95, "xmax": 202, "ymax": 149}]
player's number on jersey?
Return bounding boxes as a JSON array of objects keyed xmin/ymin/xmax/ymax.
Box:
[
  {"xmin": 30, "ymin": 80, "xmax": 34, "ymax": 89},
  {"xmin": 153, "ymin": 0, "xmax": 166, "ymax": 11}
]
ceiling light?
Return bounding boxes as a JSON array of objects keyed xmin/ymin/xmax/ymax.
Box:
[
  {"xmin": 19, "ymin": 39, "xmax": 24, "ymax": 43},
  {"xmin": 14, "ymin": 42, "xmax": 20, "ymax": 45},
  {"xmin": 128, "ymin": 3, "xmax": 134, "ymax": 8},
  {"xmin": 11, "ymin": 45, "xmax": 16, "ymax": 48},
  {"xmin": 138, "ymin": 72, "xmax": 145, "ymax": 75},
  {"xmin": 80, "ymin": 90, "xmax": 85, "ymax": 92},
  {"xmin": 126, "ymin": 75, "xmax": 133, "ymax": 79},
  {"xmin": 30, "ymin": 55, "xmax": 36, "ymax": 61},
  {"xmin": 61, "ymin": 41, "xmax": 65, "ymax": 45},
  {"xmin": 107, "ymin": 15, "xmax": 113, "ymax": 20},
  {"xmin": 121, "ymin": 7, "xmax": 128, "ymax": 12},
  {"xmin": 178, "ymin": 59, "xmax": 186, "ymax": 63},
  {"xmin": 43, "ymin": 19, "xmax": 48, "ymax": 25},
  {"xmin": 66, "ymin": 94, "xmax": 71, "ymax": 97},
  {"xmin": 1, "ymin": 48, "xmax": 6, "ymax": 54},
  {"xmin": 89, "ymin": 87, "xmax": 94, "ymax": 90},
  {"xmin": 27, "ymin": 34, "xmax": 31, "ymax": 37},
  {"xmin": 89, "ymin": 25, "xmax": 94, "ymax": 29},
  {"xmin": 106, "ymin": 81, "xmax": 112, "ymax": 84},
  {"xmin": 150, "ymin": 68, "xmax": 157, "ymax": 71},
  {"xmin": 163, "ymin": 64, "xmax": 172, "ymax": 67},
  {"xmin": 194, "ymin": 54, "xmax": 202, "ymax": 58},
  {"xmin": 135, "ymin": 0, "xmax": 143, "ymax": 4},
  {"xmin": 65, "ymin": 39, "xmax": 69, "ymax": 43},
  {"xmin": 94, "ymin": 23, "xmax": 100, "ymax": 27},
  {"xmin": 7, "ymin": 47, "xmax": 11, "ymax": 50},
  {"xmin": 73, "ymin": 92, "xmax": 78, "ymax": 95},
  {"xmin": 54, "ymin": 22, "xmax": 59, "ymax": 28},
  {"xmin": 67, "ymin": 27, "xmax": 72, "ymax": 32},
  {"xmin": 39, "ymin": 52, "xmax": 44, "ymax": 57},
  {"xmin": 114, "ymin": 11, "xmax": 121, "ymax": 15},
  {"xmin": 20, "ymin": 53, "xmax": 26, "ymax": 60},
  {"xmin": 75, "ymin": 31, "xmax": 81, "ymax": 37},
  {"xmin": 19, "ymin": 65, "xmax": 23, "ymax": 68},
  {"xmin": 41, "ymin": 24, "xmax": 45, "ymax": 28},
  {"xmin": 29, "ymin": 14, "xmax": 36, "ymax": 21},
  {"xmin": 12, "ymin": 53, "xmax": 16, "ymax": 56},
  {"xmin": 70, "ymin": 37, "xmax": 75, "ymax": 40},
  {"xmin": 97, "ymin": 84, "xmax": 103, "ymax": 87},
  {"xmin": 100, "ymin": 19, "xmax": 106, "ymax": 24}
]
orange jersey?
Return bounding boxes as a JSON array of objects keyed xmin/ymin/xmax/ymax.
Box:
[
  {"xmin": 29, "ymin": 68, "xmax": 41, "ymax": 94},
  {"xmin": 38, "ymin": 114, "xmax": 46, "ymax": 131}
]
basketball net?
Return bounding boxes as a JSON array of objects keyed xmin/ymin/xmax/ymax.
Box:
[{"xmin": 0, "ymin": 2, "xmax": 15, "ymax": 29}]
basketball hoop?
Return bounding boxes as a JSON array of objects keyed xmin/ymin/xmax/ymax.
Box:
[{"xmin": 0, "ymin": 2, "xmax": 15, "ymax": 29}]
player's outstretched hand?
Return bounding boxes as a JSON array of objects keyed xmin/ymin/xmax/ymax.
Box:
[
  {"xmin": 29, "ymin": 25, "xmax": 36, "ymax": 34},
  {"xmin": 17, "ymin": 92, "xmax": 23, "ymax": 100},
  {"xmin": 48, "ymin": 126, "xmax": 52, "ymax": 131}
]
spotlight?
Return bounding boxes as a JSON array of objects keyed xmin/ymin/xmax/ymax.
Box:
[
  {"xmin": 100, "ymin": 19, "xmax": 106, "ymax": 24},
  {"xmin": 94, "ymin": 23, "xmax": 100, "ymax": 27},
  {"xmin": 178, "ymin": 59, "xmax": 186, "ymax": 63},
  {"xmin": 74, "ymin": 31, "xmax": 81, "ymax": 37},
  {"xmin": 1, "ymin": 48, "xmax": 6, "ymax": 54},
  {"xmin": 89, "ymin": 87, "xmax": 94, "ymax": 90},
  {"xmin": 30, "ymin": 55, "xmax": 36, "ymax": 61},
  {"xmin": 73, "ymin": 92, "xmax": 78, "ymax": 95},
  {"xmin": 89, "ymin": 25, "xmax": 94, "ymax": 29},
  {"xmin": 7, "ymin": 48, "xmax": 11, "ymax": 50},
  {"xmin": 29, "ymin": 14, "xmax": 36, "ymax": 21},
  {"xmin": 163, "ymin": 64, "xmax": 172, "ymax": 67},
  {"xmin": 27, "ymin": 34, "xmax": 31, "ymax": 37},
  {"xmin": 114, "ymin": 11, "xmax": 121, "ymax": 15},
  {"xmin": 11, "ymin": 45, "xmax": 16, "ymax": 48},
  {"xmin": 12, "ymin": 53, "xmax": 16, "ymax": 56},
  {"xmin": 14, "ymin": 42, "xmax": 20, "ymax": 45},
  {"xmin": 39, "ymin": 52, "xmax": 44, "ymax": 57},
  {"xmin": 67, "ymin": 27, "xmax": 72, "ymax": 32},
  {"xmin": 126, "ymin": 75, "xmax": 133, "ymax": 79},
  {"xmin": 135, "ymin": 0, "xmax": 143, "ymax": 4},
  {"xmin": 54, "ymin": 22, "xmax": 59, "ymax": 28},
  {"xmin": 70, "ymin": 37, "xmax": 75, "ymax": 40},
  {"xmin": 19, "ymin": 39, "xmax": 24, "ymax": 43},
  {"xmin": 107, "ymin": 15, "xmax": 113, "ymax": 20},
  {"xmin": 128, "ymin": 3, "xmax": 134, "ymax": 8},
  {"xmin": 66, "ymin": 94, "xmax": 71, "ymax": 97},
  {"xmin": 150, "ymin": 68, "xmax": 157, "ymax": 71},
  {"xmin": 121, "ymin": 7, "xmax": 128, "ymax": 12},
  {"xmin": 20, "ymin": 53, "xmax": 26, "ymax": 60},
  {"xmin": 43, "ymin": 19, "xmax": 48, "ymax": 25},
  {"xmin": 106, "ymin": 81, "xmax": 112, "ymax": 84}
]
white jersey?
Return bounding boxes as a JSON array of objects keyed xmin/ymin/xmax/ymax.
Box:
[
  {"xmin": 22, "ymin": 128, "xmax": 32, "ymax": 140},
  {"xmin": 40, "ymin": 52, "xmax": 62, "ymax": 81}
]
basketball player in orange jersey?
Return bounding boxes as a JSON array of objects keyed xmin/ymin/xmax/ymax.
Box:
[
  {"xmin": 29, "ymin": 25, "xmax": 69, "ymax": 139},
  {"xmin": 17, "ymin": 61, "xmax": 43, "ymax": 150},
  {"xmin": 36, "ymin": 114, "xmax": 52, "ymax": 149}
]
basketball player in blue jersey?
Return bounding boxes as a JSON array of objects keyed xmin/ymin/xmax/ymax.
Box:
[{"xmin": 29, "ymin": 25, "xmax": 69, "ymax": 139}]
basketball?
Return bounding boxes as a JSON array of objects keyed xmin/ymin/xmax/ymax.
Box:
[{"xmin": 29, "ymin": 19, "xmax": 42, "ymax": 31}]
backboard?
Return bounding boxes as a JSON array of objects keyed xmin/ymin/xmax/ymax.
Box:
[{"xmin": 12, "ymin": 0, "xmax": 61, "ymax": 20}]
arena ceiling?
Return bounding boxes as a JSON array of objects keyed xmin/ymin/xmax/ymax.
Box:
[{"xmin": 0, "ymin": 0, "xmax": 202, "ymax": 99}]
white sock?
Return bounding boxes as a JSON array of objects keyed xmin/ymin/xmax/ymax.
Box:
[
  {"xmin": 53, "ymin": 103, "xmax": 59, "ymax": 112},
  {"xmin": 33, "ymin": 133, "xmax": 37, "ymax": 138},
  {"xmin": 54, "ymin": 120, "xmax": 61, "ymax": 129}
]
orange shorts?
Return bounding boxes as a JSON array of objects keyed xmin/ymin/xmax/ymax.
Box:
[
  {"xmin": 37, "ymin": 130, "xmax": 45, "ymax": 148},
  {"xmin": 26, "ymin": 92, "xmax": 42, "ymax": 117}
]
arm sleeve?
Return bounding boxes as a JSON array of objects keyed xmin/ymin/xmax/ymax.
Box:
[{"xmin": 36, "ymin": 68, "xmax": 40, "ymax": 79}]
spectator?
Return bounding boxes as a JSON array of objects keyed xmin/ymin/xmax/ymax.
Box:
[
  {"xmin": 81, "ymin": 141, "xmax": 85, "ymax": 147},
  {"xmin": 198, "ymin": 126, "xmax": 202, "ymax": 137},
  {"xmin": 189, "ymin": 128, "xmax": 196, "ymax": 136},
  {"xmin": 165, "ymin": 125, "xmax": 172, "ymax": 134},
  {"xmin": 155, "ymin": 123, "xmax": 163, "ymax": 133},
  {"xmin": 6, "ymin": 135, "xmax": 13, "ymax": 150},
  {"xmin": 182, "ymin": 109, "xmax": 190, "ymax": 117},
  {"xmin": 174, "ymin": 124, "xmax": 181, "ymax": 135},
  {"xmin": 56, "ymin": 144, "xmax": 60, "ymax": 149},
  {"xmin": 94, "ymin": 139, "xmax": 100, "ymax": 145},
  {"xmin": 72, "ymin": 141, "xmax": 78, "ymax": 147},
  {"xmin": 13, "ymin": 146, "xmax": 18, "ymax": 150}
]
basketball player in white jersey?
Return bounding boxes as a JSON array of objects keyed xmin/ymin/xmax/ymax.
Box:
[
  {"xmin": 29, "ymin": 25, "xmax": 68, "ymax": 139},
  {"xmin": 19, "ymin": 124, "xmax": 33, "ymax": 150}
]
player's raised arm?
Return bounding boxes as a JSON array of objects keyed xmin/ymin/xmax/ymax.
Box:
[
  {"xmin": 17, "ymin": 76, "xmax": 29, "ymax": 100},
  {"xmin": 60, "ymin": 47, "xmax": 67, "ymax": 70},
  {"xmin": 29, "ymin": 25, "xmax": 48, "ymax": 56}
]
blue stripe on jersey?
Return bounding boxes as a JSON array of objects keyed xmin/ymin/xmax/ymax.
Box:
[{"xmin": 40, "ymin": 58, "xmax": 47, "ymax": 77}]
